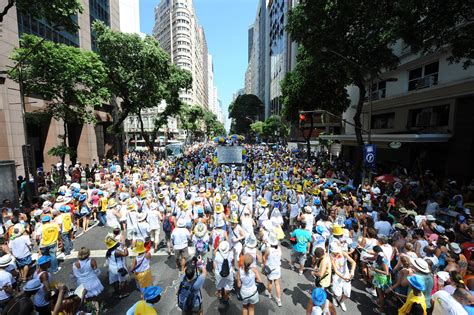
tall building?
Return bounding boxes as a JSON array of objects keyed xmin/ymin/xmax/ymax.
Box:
[
  {"xmin": 153, "ymin": 0, "xmax": 210, "ymax": 108},
  {"xmin": 244, "ymin": 0, "xmax": 298, "ymax": 119},
  {"xmin": 0, "ymin": 0, "xmax": 120, "ymax": 175},
  {"xmin": 118, "ymin": 0, "xmax": 141, "ymax": 35}
]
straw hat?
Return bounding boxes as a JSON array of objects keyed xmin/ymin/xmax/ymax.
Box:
[
  {"xmin": 230, "ymin": 194, "xmax": 238, "ymax": 201},
  {"xmin": 228, "ymin": 213, "xmax": 239, "ymax": 224},
  {"xmin": 304, "ymin": 206, "xmax": 313, "ymax": 213},
  {"xmin": 194, "ymin": 222, "xmax": 208, "ymax": 238},
  {"xmin": 215, "ymin": 203, "xmax": 224, "ymax": 214},
  {"xmin": 240, "ymin": 196, "xmax": 250, "ymax": 204},
  {"xmin": 104, "ymin": 235, "xmax": 118, "ymax": 249},
  {"xmin": 127, "ymin": 204, "xmax": 137, "ymax": 212},
  {"xmin": 0, "ymin": 254, "xmax": 13, "ymax": 268},
  {"xmin": 137, "ymin": 212, "xmax": 148, "ymax": 222},
  {"xmin": 218, "ymin": 241, "xmax": 230, "ymax": 255},
  {"xmin": 177, "ymin": 218, "xmax": 186, "ymax": 228},
  {"xmin": 133, "ymin": 240, "xmax": 146, "ymax": 254},
  {"xmin": 260, "ymin": 199, "xmax": 269, "ymax": 208},
  {"xmin": 332, "ymin": 224, "xmax": 344, "ymax": 236},
  {"xmin": 272, "ymin": 195, "xmax": 280, "ymax": 201},
  {"xmin": 245, "ymin": 236, "xmax": 258, "ymax": 248},
  {"xmin": 296, "ymin": 185, "xmax": 303, "ymax": 193},
  {"xmin": 108, "ymin": 199, "xmax": 118, "ymax": 208},
  {"xmin": 214, "ymin": 217, "xmax": 225, "ymax": 228},
  {"xmin": 410, "ymin": 257, "xmax": 430, "ymax": 274}
]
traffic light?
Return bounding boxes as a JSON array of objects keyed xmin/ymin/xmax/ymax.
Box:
[{"xmin": 299, "ymin": 113, "xmax": 306, "ymax": 129}]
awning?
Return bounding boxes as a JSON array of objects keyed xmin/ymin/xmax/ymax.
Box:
[{"xmin": 319, "ymin": 133, "xmax": 452, "ymax": 146}]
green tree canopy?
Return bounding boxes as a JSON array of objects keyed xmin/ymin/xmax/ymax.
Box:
[
  {"xmin": 9, "ymin": 34, "xmax": 109, "ymax": 183},
  {"xmin": 92, "ymin": 21, "xmax": 192, "ymax": 154},
  {"xmin": 262, "ymin": 115, "xmax": 290, "ymax": 142},
  {"xmin": 203, "ymin": 108, "xmax": 226, "ymax": 137},
  {"xmin": 228, "ymin": 94, "xmax": 264, "ymax": 136},
  {"xmin": 1, "ymin": 0, "xmax": 83, "ymax": 32}
]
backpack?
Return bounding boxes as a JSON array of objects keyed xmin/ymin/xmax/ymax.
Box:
[
  {"xmin": 163, "ymin": 216, "xmax": 172, "ymax": 233},
  {"xmin": 177, "ymin": 278, "xmax": 200, "ymax": 311},
  {"xmin": 219, "ymin": 253, "xmax": 230, "ymax": 278}
]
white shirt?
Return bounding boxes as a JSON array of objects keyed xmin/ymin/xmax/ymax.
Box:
[
  {"xmin": 432, "ymin": 290, "xmax": 467, "ymax": 315},
  {"xmin": 0, "ymin": 269, "xmax": 13, "ymax": 301},
  {"xmin": 9, "ymin": 235, "xmax": 31, "ymax": 259},
  {"xmin": 147, "ymin": 210, "xmax": 161, "ymax": 230},
  {"xmin": 171, "ymin": 227, "xmax": 190, "ymax": 250}
]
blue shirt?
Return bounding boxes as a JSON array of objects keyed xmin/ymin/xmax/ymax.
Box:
[{"xmin": 291, "ymin": 228, "xmax": 312, "ymax": 253}]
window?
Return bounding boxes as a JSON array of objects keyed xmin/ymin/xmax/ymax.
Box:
[
  {"xmin": 371, "ymin": 113, "xmax": 395, "ymax": 129},
  {"xmin": 408, "ymin": 61, "xmax": 439, "ymax": 91},
  {"xmin": 366, "ymin": 80, "xmax": 387, "ymax": 100},
  {"xmin": 408, "ymin": 104, "xmax": 449, "ymax": 128}
]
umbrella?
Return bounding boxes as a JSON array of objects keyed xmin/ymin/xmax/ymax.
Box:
[
  {"xmin": 375, "ymin": 174, "xmax": 401, "ymax": 184},
  {"xmin": 213, "ymin": 136, "xmax": 225, "ymax": 143}
]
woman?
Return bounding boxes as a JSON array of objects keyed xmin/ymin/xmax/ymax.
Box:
[
  {"xmin": 358, "ymin": 227, "xmax": 379, "ymax": 284},
  {"xmin": 306, "ymin": 287, "xmax": 336, "ymax": 315},
  {"xmin": 330, "ymin": 243, "xmax": 356, "ymax": 312},
  {"xmin": 312, "ymin": 247, "xmax": 332, "ymax": 290},
  {"xmin": 388, "ymin": 255, "xmax": 414, "ymax": 298},
  {"xmin": 131, "ymin": 240, "xmax": 153, "ymax": 290},
  {"xmin": 77, "ymin": 194, "xmax": 91, "ymax": 233},
  {"xmin": 52, "ymin": 283, "xmax": 87, "ymax": 315},
  {"xmin": 262, "ymin": 233, "xmax": 282, "ymax": 307},
  {"xmin": 236, "ymin": 253, "xmax": 263, "ymax": 315},
  {"xmin": 72, "ymin": 247, "xmax": 104, "ymax": 312},
  {"xmin": 105, "ymin": 234, "xmax": 129, "ymax": 299},
  {"xmin": 370, "ymin": 246, "xmax": 391, "ymax": 313},
  {"xmin": 213, "ymin": 241, "xmax": 233, "ymax": 303},
  {"xmin": 240, "ymin": 209, "xmax": 256, "ymax": 240}
]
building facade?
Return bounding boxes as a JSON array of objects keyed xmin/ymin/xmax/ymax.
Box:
[
  {"xmin": 323, "ymin": 41, "xmax": 474, "ymax": 180},
  {"xmin": 0, "ymin": 0, "xmax": 120, "ymax": 176}
]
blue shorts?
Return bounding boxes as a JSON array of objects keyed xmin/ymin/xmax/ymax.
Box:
[{"xmin": 16, "ymin": 255, "xmax": 32, "ymax": 267}]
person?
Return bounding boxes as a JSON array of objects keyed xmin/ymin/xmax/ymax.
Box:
[
  {"xmin": 305, "ymin": 287, "xmax": 336, "ymax": 315},
  {"xmin": 290, "ymin": 221, "xmax": 312, "ymax": 275},
  {"xmin": 432, "ymin": 287, "xmax": 470, "ymax": 315},
  {"xmin": 9, "ymin": 224, "xmax": 32, "ymax": 282},
  {"xmin": 213, "ymin": 241, "xmax": 234, "ymax": 303},
  {"xmin": 228, "ymin": 213, "xmax": 246, "ymax": 268},
  {"xmin": 147, "ymin": 202, "xmax": 163, "ymax": 253},
  {"xmin": 105, "ymin": 234, "xmax": 129, "ymax": 299},
  {"xmin": 0, "ymin": 255, "xmax": 14, "ymax": 310},
  {"xmin": 1, "ymin": 278, "xmax": 41, "ymax": 315},
  {"xmin": 330, "ymin": 242, "xmax": 356, "ymax": 312},
  {"xmin": 398, "ymin": 275, "xmax": 427, "ymax": 315},
  {"xmin": 126, "ymin": 286, "xmax": 162, "ymax": 315},
  {"xmin": 33, "ymin": 255, "xmax": 52, "ymax": 315},
  {"xmin": 38, "ymin": 215, "xmax": 60, "ymax": 273},
  {"xmin": 57, "ymin": 205, "xmax": 73, "ymax": 256},
  {"xmin": 410, "ymin": 257, "xmax": 434, "ymax": 309},
  {"xmin": 72, "ymin": 247, "xmax": 103, "ymax": 312},
  {"xmin": 313, "ymin": 247, "xmax": 332, "ymax": 290},
  {"xmin": 236, "ymin": 253, "xmax": 263, "ymax": 315},
  {"xmin": 51, "ymin": 283, "xmax": 87, "ymax": 315},
  {"xmin": 171, "ymin": 218, "xmax": 191, "ymax": 273},
  {"xmin": 262, "ymin": 232, "xmax": 282, "ymax": 307},
  {"xmin": 388, "ymin": 255, "xmax": 414, "ymax": 298},
  {"xmin": 371, "ymin": 246, "xmax": 391, "ymax": 313},
  {"xmin": 131, "ymin": 240, "xmax": 152, "ymax": 290},
  {"xmin": 178, "ymin": 260, "xmax": 207, "ymax": 315}
]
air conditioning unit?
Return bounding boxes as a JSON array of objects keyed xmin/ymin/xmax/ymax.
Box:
[{"xmin": 416, "ymin": 76, "xmax": 435, "ymax": 89}]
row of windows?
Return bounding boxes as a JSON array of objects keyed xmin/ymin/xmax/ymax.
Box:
[
  {"xmin": 175, "ymin": 12, "xmax": 190, "ymax": 18},
  {"xmin": 17, "ymin": 10, "xmax": 80, "ymax": 47},
  {"xmin": 371, "ymin": 104, "xmax": 449, "ymax": 129},
  {"xmin": 174, "ymin": 18, "xmax": 190, "ymax": 25},
  {"xmin": 89, "ymin": 0, "xmax": 111, "ymax": 51},
  {"xmin": 176, "ymin": 40, "xmax": 190, "ymax": 46}
]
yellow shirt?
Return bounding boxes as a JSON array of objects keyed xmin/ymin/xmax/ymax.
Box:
[
  {"xmin": 60, "ymin": 213, "xmax": 72, "ymax": 233},
  {"xmin": 100, "ymin": 197, "xmax": 108, "ymax": 212},
  {"xmin": 134, "ymin": 300, "xmax": 157, "ymax": 315},
  {"xmin": 40, "ymin": 222, "xmax": 59, "ymax": 246},
  {"xmin": 398, "ymin": 291, "xmax": 427, "ymax": 315}
]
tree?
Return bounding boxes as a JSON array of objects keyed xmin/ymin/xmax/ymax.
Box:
[
  {"xmin": 228, "ymin": 94, "xmax": 264, "ymax": 136},
  {"xmin": 1, "ymin": 0, "xmax": 83, "ymax": 32},
  {"xmin": 202, "ymin": 108, "xmax": 226, "ymax": 138},
  {"xmin": 180, "ymin": 105, "xmax": 205, "ymax": 143},
  {"xmin": 250, "ymin": 121, "xmax": 264, "ymax": 142},
  {"xmin": 92, "ymin": 21, "xmax": 192, "ymax": 158},
  {"xmin": 262, "ymin": 115, "xmax": 290, "ymax": 143},
  {"xmin": 9, "ymin": 34, "xmax": 109, "ymax": 184},
  {"xmin": 286, "ymin": 0, "xmax": 401, "ymax": 183},
  {"xmin": 281, "ymin": 46, "xmax": 350, "ymax": 159}
]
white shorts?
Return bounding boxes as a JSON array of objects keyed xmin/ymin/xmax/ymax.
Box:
[
  {"xmin": 215, "ymin": 272, "xmax": 234, "ymax": 291},
  {"xmin": 150, "ymin": 229, "xmax": 160, "ymax": 242},
  {"xmin": 332, "ymin": 275, "xmax": 351, "ymax": 298},
  {"xmin": 267, "ymin": 266, "xmax": 281, "ymax": 280}
]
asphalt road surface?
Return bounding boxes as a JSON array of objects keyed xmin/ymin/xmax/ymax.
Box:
[{"xmin": 53, "ymin": 225, "xmax": 399, "ymax": 314}]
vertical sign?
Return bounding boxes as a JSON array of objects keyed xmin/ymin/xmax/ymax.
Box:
[{"xmin": 363, "ymin": 144, "xmax": 376, "ymax": 168}]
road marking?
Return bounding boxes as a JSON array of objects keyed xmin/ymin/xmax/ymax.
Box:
[{"xmin": 61, "ymin": 248, "xmax": 171, "ymax": 260}]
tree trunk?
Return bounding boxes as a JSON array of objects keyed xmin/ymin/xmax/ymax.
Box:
[
  {"xmin": 353, "ymin": 80, "xmax": 366, "ymax": 188},
  {"xmin": 60, "ymin": 120, "xmax": 68, "ymax": 186},
  {"xmin": 0, "ymin": 0, "xmax": 15, "ymax": 23},
  {"xmin": 137, "ymin": 108, "xmax": 155, "ymax": 154},
  {"xmin": 111, "ymin": 96, "xmax": 126, "ymax": 169}
]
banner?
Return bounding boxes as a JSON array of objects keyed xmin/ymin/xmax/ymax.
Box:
[
  {"xmin": 217, "ymin": 146, "xmax": 243, "ymax": 164},
  {"xmin": 363, "ymin": 144, "xmax": 376, "ymax": 168}
]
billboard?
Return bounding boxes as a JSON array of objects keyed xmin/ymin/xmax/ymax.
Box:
[{"xmin": 217, "ymin": 146, "xmax": 243, "ymax": 164}]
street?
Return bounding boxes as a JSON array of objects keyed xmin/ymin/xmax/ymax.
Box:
[{"xmin": 55, "ymin": 225, "xmax": 383, "ymax": 315}]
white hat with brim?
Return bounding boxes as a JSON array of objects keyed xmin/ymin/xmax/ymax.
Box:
[
  {"xmin": 218, "ymin": 241, "xmax": 230, "ymax": 254},
  {"xmin": 450, "ymin": 242, "xmax": 462, "ymax": 254},
  {"xmin": 177, "ymin": 218, "xmax": 186, "ymax": 228},
  {"xmin": 410, "ymin": 257, "xmax": 430, "ymax": 274},
  {"xmin": 137, "ymin": 212, "xmax": 148, "ymax": 222},
  {"xmin": 246, "ymin": 237, "xmax": 258, "ymax": 248},
  {"xmin": 0, "ymin": 254, "xmax": 13, "ymax": 268},
  {"xmin": 437, "ymin": 271, "xmax": 450, "ymax": 282}
]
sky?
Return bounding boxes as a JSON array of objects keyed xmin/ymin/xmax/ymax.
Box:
[{"xmin": 139, "ymin": 0, "xmax": 258, "ymax": 129}]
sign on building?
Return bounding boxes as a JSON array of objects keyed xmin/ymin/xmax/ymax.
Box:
[
  {"xmin": 217, "ymin": 146, "xmax": 243, "ymax": 164},
  {"xmin": 363, "ymin": 144, "xmax": 376, "ymax": 168}
]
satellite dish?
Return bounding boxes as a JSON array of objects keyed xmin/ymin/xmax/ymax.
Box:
[{"xmin": 389, "ymin": 141, "xmax": 402, "ymax": 149}]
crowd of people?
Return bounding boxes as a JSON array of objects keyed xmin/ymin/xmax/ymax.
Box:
[{"xmin": 0, "ymin": 143, "xmax": 474, "ymax": 315}]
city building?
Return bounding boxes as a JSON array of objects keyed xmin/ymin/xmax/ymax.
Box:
[
  {"xmin": 119, "ymin": 0, "xmax": 145, "ymax": 37},
  {"xmin": 0, "ymin": 0, "xmax": 120, "ymax": 176},
  {"xmin": 320, "ymin": 42, "xmax": 474, "ymax": 180},
  {"xmin": 244, "ymin": 0, "xmax": 298, "ymax": 119},
  {"xmin": 153, "ymin": 0, "xmax": 210, "ymax": 108}
]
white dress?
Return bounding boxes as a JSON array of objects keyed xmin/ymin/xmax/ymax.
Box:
[
  {"xmin": 72, "ymin": 259, "xmax": 104, "ymax": 298},
  {"xmin": 266, "ymin": 247, "xmax": 282, "ymax": 280}
]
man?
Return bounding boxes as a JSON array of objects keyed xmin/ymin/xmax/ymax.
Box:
[
  {"xmin": 38, "ymin": 215, "xmax": 60, "ymax": 273},
  {"xmin": 126, "ymin": 286, "xmax": 163, "ymax": 315},
  {"xmin": 330, "ymin": 243, "xmax": 356, "ymax": 312},
  {"xmin": 398, "ymin": 275, "xmax": 427, "ymax": 315},
  {"xmin": 9, "ymin": 224, "xmax": 32, "ymax": 282},
  {"xmin": 172, "ymin": 218, "xmax": 191, "ymax": 272},
  {"xmin": 57, "ymin": 205, "xmax": 73, "ymax": 256},
  {"xmin": 2, "ymin": 278, "xmax": 41, "ymax": 315},
  {"xmin": 98, "ymin": 191, "xmax": 108, "ymax": 226},
  {"xmin": 290, "ymin": 221, "xmax": 312, "ymax": 275},
  {"xmin": 0, "ymin": 254, "xmax": 14, "ymax": 309},
  {"xmin": 178, "ymin": 261, "xmax": 207, "ymax": 314},
  {"xmin": 410, "ymin": 257, "xmax": 434, "ymax": 309},
  {"xmin": 432, "ymin": 287, "xmax": 471, "ymax": 315}
]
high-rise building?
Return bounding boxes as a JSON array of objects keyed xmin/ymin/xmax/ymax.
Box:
[
  {"xmin": 118, "ymin": 0, "xmax": 141, "ymax": 35},
  {"xmin": 0, "ymin": 0, "xmax": 120, "ymax": 175},
  {"xmin": 153, "ymin": 0, "xmax": 210, "ymax": 108}
]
